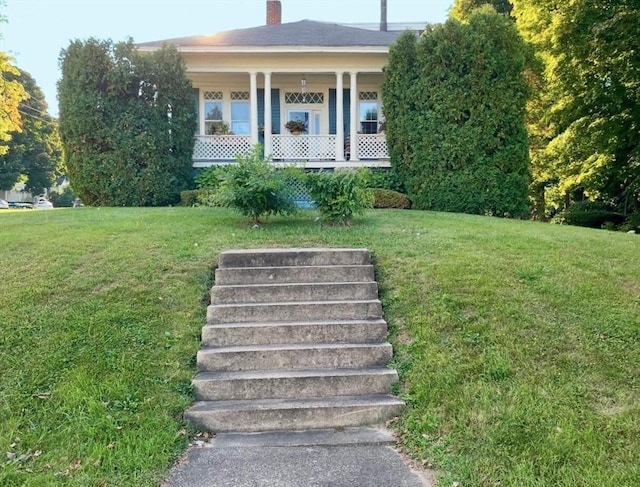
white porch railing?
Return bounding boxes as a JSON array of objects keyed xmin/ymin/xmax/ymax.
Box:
[
  {"xmin": 357, "ymin": 134, "xmax": 388, "ymax": 159},
  {"xmin": 193, "ymin": 135, "xmax": 253, "ymax": 160},
  {"xmin": 192, "ymin": 134, "xmax": 389, "ymax": 163},
  {"xmin": 272, "ymin": 135, "xmax": 337, "ymax": 161}
]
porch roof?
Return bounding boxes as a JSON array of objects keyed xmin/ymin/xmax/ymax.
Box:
[{"xmin": 137, "ymin": 20, "xmax": 402, "ymax": 50}]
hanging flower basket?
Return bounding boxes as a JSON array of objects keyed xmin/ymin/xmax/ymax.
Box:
[{"xmin": 285, "ymin": 119, "xmax": 307, "ymax": 134}]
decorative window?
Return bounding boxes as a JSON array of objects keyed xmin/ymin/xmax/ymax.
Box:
[
  {"xmin": 359, "ymin": 91, "xmax": 378, "ymax": 101},
  {"xmin": 359, "ymin": 92, "xmax": 379, "ymax": 135},
  {"xmin": 285, "ymin": 92, "xmax": 324, "ymax": 104},
  {"xmin": 204, "ymin": 91, "xmax": 223, "ymax": 100},
  {"xmin": 231, "ymin": 91, "xmax": 250, "ymax": 101}
]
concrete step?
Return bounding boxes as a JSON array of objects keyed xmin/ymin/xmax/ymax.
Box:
[
  {"xmin": 211, "ymin": 282, "xmax": 379, "ymax": 304},
  {"xmin": 215, "ymin": 265, "xmax": 375, "ymax": 286},
  {"xmin": 218, "ymin": 248, "xmax": 371, "ymax": 268},
  {"xmin": 207, "ymin": 300, "xmax": 383, "ymax": 324},
  {"xmin": 211, "ymin": 427, "xmax": 397, "ymax": 447},
  {"xmin": 185, "ymin": 394, "xmax": 405, "ymax": 432},
  {"xmin": 201, "ymin": 319, "xmax": 389, "ymax": 347},
  {"xmin": 193, "ymin": 367, "xmax": 399, "ymax": 400},
  {"xmin": 197, "ymin": 343, "xmax": 393, "ymax": 372}
]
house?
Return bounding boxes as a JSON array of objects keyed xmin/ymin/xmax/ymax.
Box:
[{"xmin": 137, "ymin": 0, "xmax": 424, "ymax": 169}]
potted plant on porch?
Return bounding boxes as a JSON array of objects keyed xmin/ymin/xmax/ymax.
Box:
[{"xmin": 285, "ymin": 119, "xmax": 307, "ymax": 135}]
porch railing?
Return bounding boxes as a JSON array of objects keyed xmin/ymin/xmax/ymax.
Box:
[
  {"xmin": 193, "ymin": 135, "xmax": 253, "ymax": 161},
  {"xmin": 357, "ymin": 134, "xmax": 388, "ymax": 159},
  {"xmin": 272, "ymin": 135, "xmax": 337, "ymax": 161},
  {"xmin": 192, "ymin": 134, "xmax": 388, "ymax": 162}
]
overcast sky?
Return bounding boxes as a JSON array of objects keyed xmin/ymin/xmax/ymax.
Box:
[{"xmin": 1, "ymin": 0, "xmax": 453, "ymax": 116}]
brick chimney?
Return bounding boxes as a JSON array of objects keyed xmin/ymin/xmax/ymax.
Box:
[{"xmin": 267, "ymin": 0, "xmax": 282, "ymax": 25}]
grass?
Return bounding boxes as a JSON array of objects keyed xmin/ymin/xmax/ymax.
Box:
[{"xmin": 0, "ymin": 207, "xmax": 639, "ymax": 486}]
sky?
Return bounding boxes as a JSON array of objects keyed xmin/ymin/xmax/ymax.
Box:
[{"xmin": 1, "ymin": 0, "xmax": 453, "ymax": 116}]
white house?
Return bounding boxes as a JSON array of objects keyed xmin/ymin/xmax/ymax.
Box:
[{"xmin": 137, "ymin": 0, "xmax": 425, "ymax": 169}]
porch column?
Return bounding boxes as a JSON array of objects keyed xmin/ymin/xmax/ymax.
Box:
[
  {"xmin": 250, "ymin": 71, "xmax": 259, "ymax": 144},
  {"xmin": 335, "ymin": 71, "xmax": 345, "ymax": 162},
  {"xmin": 349, "ymin": 71, "xmax": 359, "ymax": 162},
  {"xmin": 264, "ymin": 72, "xmax": 273, "ymax": 156}
]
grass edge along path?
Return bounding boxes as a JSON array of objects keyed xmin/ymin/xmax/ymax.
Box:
[{"xmin": 0, "ymin": 207, "xmax": 638, "ymax": 486}]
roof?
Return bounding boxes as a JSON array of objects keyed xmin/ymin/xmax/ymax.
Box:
[{"xmin": 137, "ymin": 20, "xmax": 403, "ymax": 50}]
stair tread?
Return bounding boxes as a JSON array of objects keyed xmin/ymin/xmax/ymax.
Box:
[
  {"xmin": 213, "ymin": 281, "xmax": 376, "ymax": 289},
  {"xmin": 194, "ymin": 367, "xmax": 398, "ymax": 381},
  {"xmin": 209, "ymin": 299, "xmax": 381, "ymax": 308},
  {"xmin": 188, "ymin": 394, "xmax": 404, "ymax": 412},
  {"xmin": 199, "ymin": 342, "xmax": 390, "ymax": 353},
  {"xmin": 203, "ymin": 318, "xmax": 387, "ymax": 328}
]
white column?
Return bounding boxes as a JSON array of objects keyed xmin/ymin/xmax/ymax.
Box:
[
  {"xmin": 264, "ymin": 72, "xmax": 272, "ymax": 156},
  {"xmin": 349, "ymin": 71, "xmax": 359, "ymax": 162},
  {"xmin": 250, "ymin": 71, "xmax": 259, "ymax": 145},
  {"xmin": 335, "ymin": 72, "xmax": 345, "ymax": 162}
]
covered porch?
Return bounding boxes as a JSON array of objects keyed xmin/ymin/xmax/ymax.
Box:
[{"xmin": 190, "ymin": 70, "xmax": 390, "ymax": 169}]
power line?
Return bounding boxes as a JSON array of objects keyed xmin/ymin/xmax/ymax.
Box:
[{"xmin": 17, "ymin": 108, "xmax": 56, "ymax": 126}]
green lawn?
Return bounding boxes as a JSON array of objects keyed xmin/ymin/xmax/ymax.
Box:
[{"xmin": 1, "ymin": 207, "xmax": 638, "ymax": 486}]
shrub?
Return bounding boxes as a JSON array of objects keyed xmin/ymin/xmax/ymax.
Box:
[
  {"xmin": 367, "ymin": 169, "xmax": 405, "ymax": 192},
  {"xmin": 623, "ymin": 213, "xmax": 640, "ymax": 232},
  {"xmin": 216, "ymin": 145, "xmax": 301, "ymax": 224},
  {"xmin": 180, "ymin": 189, "xmax": 216, "ymax": 207},
  {"xmin": 561, "ymin": 200, "xmax": 625, "ymax": 228},
  {"xmin": 49, "ymin": 187, "xmax": 76, "ymax": 207},
  {"xmin": 372, "ymin": 188, "xmax": 411, "ymax": 209},
  {"xmin": 195, "ymin": 165, "xmax": 225, "ymax": 191},
  {"xmin": 305, "ymin": 168, "xmax": 374, "ymax": 225}
]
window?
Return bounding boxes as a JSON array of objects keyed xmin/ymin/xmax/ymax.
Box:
[
  {"xmin": 204, "ymin": 91, "xmax": 223, "ymax": 135},
  {"xmin": 230, "ymin": 92, "xmax": 250, "ymax": 135},
  {"xmin": 359, "ymin": 92, "xmax": 379, "ymax": 134}
]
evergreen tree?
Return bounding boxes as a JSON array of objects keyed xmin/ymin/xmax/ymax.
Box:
[
  {"xmin": 58, "ymin": 39, "xmax": 197, "ymax": 206},
  {"xmin": 383, "ymin": 8, "xmax": 530, "ymax": 217}
]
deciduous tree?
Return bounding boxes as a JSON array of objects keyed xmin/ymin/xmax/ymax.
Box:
[
  {"xmin": 450, "ymin": 0, "xmax": 513, "ymax": 20},
  {"xmin": 0, "ymin": 70, "xmax": 61, "ymax": 194},
  {"xmin": 512, "ymin": 0, "xmax": 640, "ymax": 214},
  {"xmin": 0, "ymin": 3, "xmax": 28, "ymax": 156}
]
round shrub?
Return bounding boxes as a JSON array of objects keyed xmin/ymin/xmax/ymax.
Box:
[
  {"xmin": 372, "ymin": 188, "xmax": 411, "ymax": 209},
  {"xmin": 561, "ymin": 200, "xmax": 625, "ymax": 228}
]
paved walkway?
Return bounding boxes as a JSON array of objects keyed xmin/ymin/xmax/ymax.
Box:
[{"xmin": 163, "ymin": 428, "xmax": 435, "ymax": 487}]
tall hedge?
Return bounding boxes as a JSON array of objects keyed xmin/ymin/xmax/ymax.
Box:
[
  {"xmin": 382, "ymin": 9, "xmax": 530, "ymax": 217},
  {"xmin": 58, "ymin": 39, "xmax": 196, "ymax": 206}
]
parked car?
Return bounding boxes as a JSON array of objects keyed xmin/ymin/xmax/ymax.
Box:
[
  {"xmin": 0, "ymin": 199, "xmax": 9, "ymax": 209},
  {"xmin": 8, "ymin": 202, "xmax": 33, "ymax": 209},
  {"xmin": 34, "ymin": 197, "xmax": 53, "ymax": 209}
]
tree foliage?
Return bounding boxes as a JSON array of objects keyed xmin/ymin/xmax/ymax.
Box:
[
  {"xmin": 0, "ymin": 55, "xmax": 28, "ymax": 157},
  {"xmin": 512, "ymin": 0, "xmax": 640, "ymax": 214},
  {"xmin": 58, "ymin": 38, "xmax": 196, "ymax": 206},
  {"xmin": 0, "ymin": 70, "xmax": 62, "ymax": 193},
  {"xmin": 450, "ymin": 0, "xmax": 513, "ymax": 20},
  {"xmin": 382, "ymin": 10, "xmax": 530, "ymax": 217}
]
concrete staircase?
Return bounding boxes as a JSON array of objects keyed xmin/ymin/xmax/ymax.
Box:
[{"xmin": 185, "ymin": 248, "xmax": 404, "ymax": 433}]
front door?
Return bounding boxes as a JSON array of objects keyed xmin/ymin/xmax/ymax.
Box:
[{"xmin": 287, "ymin": 109, "xmax": 322, "ymax": 135}]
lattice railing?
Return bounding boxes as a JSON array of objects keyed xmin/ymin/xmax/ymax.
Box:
[
  {"xmin": 357, "ymin": 134, "xmax": 388, "ymax": 159},
  {"xmin": 271, "ymin": 135, "xmax": 337, "ymax": 161},
  {"xmin": 193, "ymin": 135, "xmax": 253, "ymax": 160}
]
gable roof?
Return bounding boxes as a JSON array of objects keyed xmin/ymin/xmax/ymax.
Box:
[{"xmin": 137, "ymin": 20, "xmax": 403, "ymax": 51}]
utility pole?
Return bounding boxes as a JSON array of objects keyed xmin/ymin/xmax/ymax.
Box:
[{"xmin": 380, "ymin": 0, "xmax": 388, "ymax": 31}]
